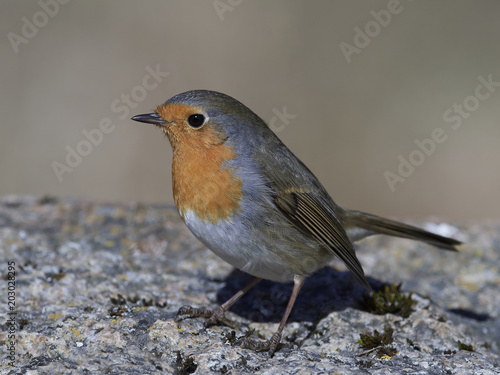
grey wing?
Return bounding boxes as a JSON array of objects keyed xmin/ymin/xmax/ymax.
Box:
[
  {"xmin": 253, "ymin": 129, "xmax": 371, "ymax": 289},
  {"xmin": 274, "ymin": 189, "xmax": 371, "ymax": 290}
]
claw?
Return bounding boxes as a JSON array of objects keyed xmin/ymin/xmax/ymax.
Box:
[
  {"xmin": 239, "ymin": 332, "xmax": 282, "ymax": 356},
  {"xmin": 175, "ymin": 305, "xmax": 214, "ymax": 322},
  {"xmin": 174, "ymin": 305, "xmax": 239, "ymax": 329}
]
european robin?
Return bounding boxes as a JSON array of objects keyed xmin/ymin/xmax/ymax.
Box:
[{"xmin": 132, "ymin": 90, "xmax": 460, "ymax": 355}]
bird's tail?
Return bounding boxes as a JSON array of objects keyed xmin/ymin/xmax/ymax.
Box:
[{"xmin": 341, "ymin": 209, "xmax": 461, "ymax": 251}]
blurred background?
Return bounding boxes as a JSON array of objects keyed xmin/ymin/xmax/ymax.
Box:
[{"xmin": 1, "ymin": 1, "xmax": 499, "ymax": 222}]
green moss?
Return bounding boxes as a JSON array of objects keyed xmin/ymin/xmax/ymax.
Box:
[
  {"xmin": 18, "ymin": 318, "xmax": 29, "ymax": 330},
  {"xmin": 359, "ymin": 325, "xmax": 394, "ymax": 349},
  {"xmin": 359, "ymin": 283, "xmax": 415, "ymax": 318},
  {"xmin": 222, "ymin": 330, "xmax": 237, "ymax": 344},
  {"xmin": 46, "ymin": 269, "xmax": 66, "ymax": 282},
  {"xmin": 174, "ymin": 351, "xmax": 197, "ymax": 375},
  {"xmin": 457, "ymin": 340, "xmax": 474, "ymax": 351},
  {"xmin": 406, "ymin": 338, "xmax": 421, "ymax": 351},
  {"xmin": 244, "ymin": 328, "xmax": 264, "ymax": 339},
  {"xmin": 359, "ymin": 325, "xmax": 397, "ymax": 358},
  {"xmin": 108, "ymin": 306, "xmax": 126, "ymax": 317},
  {"xmin": 377, "ymin": 346, "xmax": 397, "ymax": 357}
]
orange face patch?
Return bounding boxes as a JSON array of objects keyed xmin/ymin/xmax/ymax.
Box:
[{"xmin": 155, "ymin": 104, "xmax": 243, "ymax": 224}]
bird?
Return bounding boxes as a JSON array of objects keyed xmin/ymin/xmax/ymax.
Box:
[{"xmin": 131, "ymin": 89, "xmax": 461, "ymax": 356}]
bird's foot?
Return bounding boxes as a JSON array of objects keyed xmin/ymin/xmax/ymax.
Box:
[
  {"xmin": 175, "ymin": 305, "xmax": 237, "ymax": 328},
  {"xmin": 237, "ymin": 332, "xmax": 282, "ymax": 357}
]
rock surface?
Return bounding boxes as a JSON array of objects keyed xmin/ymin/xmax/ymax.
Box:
[{"xmin": 0, "ymin": 195, "xmax": 498, "ymax": 374}]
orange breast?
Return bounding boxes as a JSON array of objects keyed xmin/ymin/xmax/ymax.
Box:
[{"xmin": 171, "ymin": 133, "xmax": 243, "ymax": 224}]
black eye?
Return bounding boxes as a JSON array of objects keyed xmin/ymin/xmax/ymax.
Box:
[{"xmin": 187, "ymin": 114, "xmax": 205, "ymax": 128}]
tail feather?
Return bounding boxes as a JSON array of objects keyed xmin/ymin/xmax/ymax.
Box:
[{"xmin": 342, "ymin": 210, "xmax": 461, "ymax": 251}]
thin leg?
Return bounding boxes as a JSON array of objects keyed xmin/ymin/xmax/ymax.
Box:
[
  {"xmin": 240, "ymin": 274, "xmax": 305, "ymax": 356},
  {"xmin": 175, "ymin": 277, "xmax": 262, "ymax": 328}
]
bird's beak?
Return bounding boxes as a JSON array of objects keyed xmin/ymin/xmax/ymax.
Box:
[{"xmin": 131, "ymin": 112, "xmax": 168, "ymax": 126}]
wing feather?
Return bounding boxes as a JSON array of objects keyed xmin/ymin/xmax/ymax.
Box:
[{"xmin": 275, "ymin": 190, "xmax": 371, "ymax": 290}]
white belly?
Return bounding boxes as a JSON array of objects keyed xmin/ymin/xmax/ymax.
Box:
[{"xmin": 181, "ymin": 209, "xmax": 300, "ymax": 282}]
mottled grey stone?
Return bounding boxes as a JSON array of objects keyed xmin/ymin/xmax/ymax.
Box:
[{"xmin": 0, "ymin": 196, "xmax": 498, "ymax": 374}]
